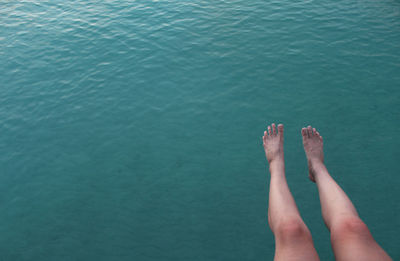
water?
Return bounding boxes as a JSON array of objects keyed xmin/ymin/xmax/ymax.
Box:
[{"xmin": 1, "ymin": 0, "xmax": 399, "ymax": 260}]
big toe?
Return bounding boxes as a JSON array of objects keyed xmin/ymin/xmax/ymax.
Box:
[
  {"xmin": 301, "ymin": 127, "xmax": 308, "ymax": 138},
  {"xmin": 278, "ymin": 124, "xmax": 284, "ymax": 137}
]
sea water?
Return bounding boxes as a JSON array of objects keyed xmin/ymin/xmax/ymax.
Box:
[{"xmin": 0, "ymin": 0, "xmax": 399, "ymax": 260}]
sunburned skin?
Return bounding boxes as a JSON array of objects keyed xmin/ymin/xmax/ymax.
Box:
[{"xmin": 262, "ymin": 123, "xmax": 392, "ymax": 261}]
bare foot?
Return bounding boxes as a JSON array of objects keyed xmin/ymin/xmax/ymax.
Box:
[
  {"xmin": 263, "ymin": 123, "xmax": 284, "ymax": 164},
  {"xmin": 302, "ymin": 125, "xmax": 324, "ymax": 182}
]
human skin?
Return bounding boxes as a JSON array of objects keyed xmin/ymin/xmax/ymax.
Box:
[
  {"xmin": 263, "ymin": 123, "xmax": 319, "ymax": 261},
  {"xmin": 263, "ymin": 123, "xmax": 392, "ymax": 261},
  {"xmin": 301, "ymin": 125, "xmax": 392, "ymax": 261}
]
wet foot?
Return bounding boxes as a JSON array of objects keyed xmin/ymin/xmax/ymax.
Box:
[
  {"xmin": 302, "ymin": 126, "xmax": 324, "ymax": 182},
  {"xmin": 263, "ymin": 123, "xmax": 284, "ymax": 165}
]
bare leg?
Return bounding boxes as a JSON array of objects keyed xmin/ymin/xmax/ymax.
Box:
[
  {"xmin": 302, "ymin": 126, "xmax": 392, "ymax": 261},
  {"xmin": 263, "ymin": 123, "xmax": 319, "ymax": 261}
]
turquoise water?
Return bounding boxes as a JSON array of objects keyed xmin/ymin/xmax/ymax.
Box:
[{"xmin": 1, "ymin": 0, "xmax": 400, "ymax": 260}]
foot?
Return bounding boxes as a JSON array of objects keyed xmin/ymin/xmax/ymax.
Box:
[
  {"xmin": 302, "ymin": 126, "xmax": 324, "ymax": 182},
  {"xmin": 263, "ymin": 123, "xmax": 284, "ymax": 165}
]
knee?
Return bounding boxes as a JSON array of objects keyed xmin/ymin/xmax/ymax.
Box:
[
  {"xmin": 331, "ymin": 216, "xmax": 372, "ymax": 242},
  {"xmin": 274, "ymin": 218, "xmax": 312, "ymax": 244}
]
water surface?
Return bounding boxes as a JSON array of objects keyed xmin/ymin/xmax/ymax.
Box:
[{"xmin": 1, "ymin": 0, "xmax": 399, "ymax": 260}]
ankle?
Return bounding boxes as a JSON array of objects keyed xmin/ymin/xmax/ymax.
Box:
[
  {"xmin": 309, "ymin": 160, "xmax": 328, "ymax": 180},
  {"xmin": 269, "ymin": 158, "xmax": 285, "ymax": 171},
  {"xmin": 308, "ymin": 158, "xmax": 325, "ymax": 169}
]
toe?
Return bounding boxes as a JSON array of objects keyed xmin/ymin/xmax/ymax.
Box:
[
  {"xmin": 313, "ymin": 128, "xmax": 316, "ymax": 136},
  {"xmin": 307, "ymin": 126, "xmax": 312, "ymax": 137},
  {"xmin": 301, "ymin": 127, "xmax": 307, "ymax": 137},
  {"xmin": 278, "ymin": 124, "xmax": 284, "ymax": 137},
  {"xmin": 272, "ymin": 123, "xmax": 276, "ymax": 136},
  {"xmin": 268, "ymin": 126, "xmax": 272, "ymax": 136}
]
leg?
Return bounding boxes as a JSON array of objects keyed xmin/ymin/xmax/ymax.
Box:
[
  {"xmin": 302, "ymin": 126, "xmax": 392, "ymax": 261},
  {"xmin": 263, "ymin": 123, "xmax": 319, "ymax": 261}
]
